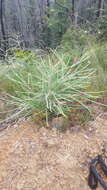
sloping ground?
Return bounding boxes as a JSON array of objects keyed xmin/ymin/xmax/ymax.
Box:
[{"xmin": 0, "ymin": 112, "xmax": 107, "ymax": 190}]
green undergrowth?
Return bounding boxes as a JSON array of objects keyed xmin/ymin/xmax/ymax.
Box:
[
  {"xmin": 85, "ymin": 42, "xmax": 107, "ymax": 91},
  {"xmin": 61, "ymin": 26, "xmax": 107, "ymax": 92},
  {"xmin": 0, "ymin": 28, "xmax": 107, "ymax": 126}
]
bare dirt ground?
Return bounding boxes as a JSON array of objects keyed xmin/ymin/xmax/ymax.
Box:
[{"xmin": 0, "ymin": 107, "xmax": 107, "ymax": 190}]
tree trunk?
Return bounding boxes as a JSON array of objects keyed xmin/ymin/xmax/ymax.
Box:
[
  {"xmin": 46, "ymin": 0, "xmax": 51, "ymax": 46},
  {"xmin": 0, "ymin": 0, "xmax": 7, "ymax": 53},
  {"xmin": 72, "ymin": 0, "xmax": 75, "ymax": 23},
  {"xmin": 100, "ymin": 0, "xmax": 104, "ymax": 17},
  {"xmin": 0, "ymin": 0, "xmax": 5, "ymax": 40},
  {"xmin": 96, "ymin": 0, "xmax": 102, "ymax": 18}
]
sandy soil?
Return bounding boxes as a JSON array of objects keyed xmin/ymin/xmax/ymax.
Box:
[{"xmin": 0, "ymin": 110, "xmax": 107, "ymax": 190}]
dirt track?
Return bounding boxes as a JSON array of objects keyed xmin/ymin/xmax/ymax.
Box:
[{"xmin": 0, "ymin": 111, "xmax": 107, "ymax": 190}]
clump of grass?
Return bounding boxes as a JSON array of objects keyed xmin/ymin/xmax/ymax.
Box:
[{"xmin": 1, "ymin": 51, "xmax": 99, "ymax": 122}]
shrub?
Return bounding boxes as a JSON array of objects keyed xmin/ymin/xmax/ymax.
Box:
[
  {"xmin": 60, "ymin": 26, "xmax": 93, "ymax": 52},
  {"xmin": 97, "ymin": 13, "xmax": 107, "ymax": 41},
  {"xmin": 60, "ymin": 26, "xmax": 96, "ymax": 65},
  {"xmin": 85, "ymin": 42, "xmax": 107, "ymax": 91}
]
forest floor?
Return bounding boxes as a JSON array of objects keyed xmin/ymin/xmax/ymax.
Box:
[{"xmin": 0, "ymin": 105, "xmax": 107, "ymax": 189}]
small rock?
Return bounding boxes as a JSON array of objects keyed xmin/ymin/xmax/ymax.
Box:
[
  {"xmin": 51, "ymin": 116, "xmax": 70, "ymax": 131},
  {"xmin": 70, "ymin": 125, "xmax": 80, "ymax": 133},
  {"xmin": 84, "ymin": 135, "xmax": 89, "ymax": 140}
]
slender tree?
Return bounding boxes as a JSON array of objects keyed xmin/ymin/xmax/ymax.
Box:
[
  {"xmin": 96, "ymin": 0, "xmax": 103, "ymax": 18},
  {"xmin": 47, "ymin": 0, "xmax": 50, "ymax": 18},
  {"xmin": 0, "ymin": 0, "xmax": 6, "ymax": 52},
  {"xmin": 45, "ymin": 0, "xmax": 51, "ymax": 47},
  {"xmin": 72, "ymin": 0, "xmax": 75, "ymax": 23}
]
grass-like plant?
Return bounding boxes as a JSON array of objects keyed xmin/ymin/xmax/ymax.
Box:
[{"xmin": 1, "ymin": 51, "xmax": 99, "ymax": 122}]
